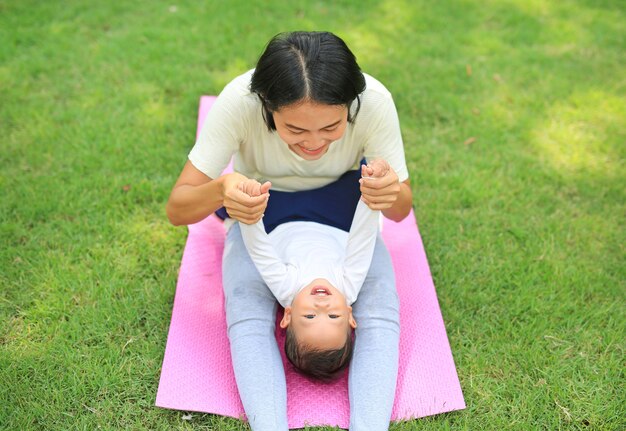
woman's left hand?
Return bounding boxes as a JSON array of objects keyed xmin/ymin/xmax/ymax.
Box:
[{"xmin": 359, "ymin": 164, "xmax": 401, "ymax": 210}]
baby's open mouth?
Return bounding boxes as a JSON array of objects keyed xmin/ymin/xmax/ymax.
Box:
[{"xmin": 310, "ymin": 286, "xmax": 331, "ymax": 296}]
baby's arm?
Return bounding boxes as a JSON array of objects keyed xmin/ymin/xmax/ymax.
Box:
[
  {"xmin": 238, "ymin": 180, "xmax": 296, "ymax": 306},
  {"xmin": 341, "ymin": 162, "xmax": 386, "ymax": 303}
]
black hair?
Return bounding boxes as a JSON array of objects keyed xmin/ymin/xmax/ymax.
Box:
[
  {"xmin": 250, "ymin": 31, "xmax": 366, "ymax": 130},
  {"xmin": 284, "ymin": 325, "xmax": 354, "ymax": 382}
]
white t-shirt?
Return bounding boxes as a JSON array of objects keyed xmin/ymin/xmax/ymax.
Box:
[
  {"xmin": 188, "ymin": 69, "xmax": 408, "ymax": 191},
  {"xmin": 240, "ymin": 200, "xmax": 380, "ymax": 308}
]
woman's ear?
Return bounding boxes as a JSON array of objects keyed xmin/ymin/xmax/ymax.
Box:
[{"xmin": 280, "ymin": 307, "xmax": 292, "ymax": 329}]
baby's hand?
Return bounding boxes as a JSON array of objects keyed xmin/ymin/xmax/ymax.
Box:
[
  {"xmin": 238, "ymin": 179, "xmax": 271, "ymax": 197},
  {"xmin": 361, "ymin": 159, "xmax": 390, "ymax": 179}
]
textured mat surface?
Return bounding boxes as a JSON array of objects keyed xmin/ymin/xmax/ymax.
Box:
[{"xmin": 155, "ymin": 96, "xmax": 465, "ymax": 428}]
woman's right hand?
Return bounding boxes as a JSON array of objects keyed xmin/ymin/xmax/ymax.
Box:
[{"xmin": 221, "ymin": 172, "xmax": 270, "ymax": 224}]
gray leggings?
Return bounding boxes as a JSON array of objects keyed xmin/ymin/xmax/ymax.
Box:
[{"xmin": 222, "ymin": 223, "xmax": 400, "ymax": 430}]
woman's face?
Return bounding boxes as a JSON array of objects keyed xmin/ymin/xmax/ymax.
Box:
[{"xmin": 273, "ymin": 101, "xmax": 348, "ymax": 161}]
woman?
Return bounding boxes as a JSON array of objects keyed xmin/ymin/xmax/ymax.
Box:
[{"xmin": 166, "ymin": 31, "xmax": 412, "ymax": 431}]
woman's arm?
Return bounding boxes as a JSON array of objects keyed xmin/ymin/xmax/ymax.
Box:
[{"xmin": 165, "ymin": 160, "xmax": 269, "ymax": 226}]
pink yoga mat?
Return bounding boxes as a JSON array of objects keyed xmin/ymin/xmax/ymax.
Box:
[{"xmin": 156, "ymin": 96, "xmax": 465, "ymax": 428}]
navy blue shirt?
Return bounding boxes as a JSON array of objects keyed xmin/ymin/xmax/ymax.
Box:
[{"xmin": 216, "ymin": 168, "xmax": 362, "ymax": 234}]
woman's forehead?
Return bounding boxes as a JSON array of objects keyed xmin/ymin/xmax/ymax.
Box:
[{"xmin": 274, "ymin": 102, "xmax": 347, "ymax": 129}]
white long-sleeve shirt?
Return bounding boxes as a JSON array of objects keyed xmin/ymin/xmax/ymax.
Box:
[{"xmin": 240, "ymin": 200, "xmax": 380, "ymax": 308}]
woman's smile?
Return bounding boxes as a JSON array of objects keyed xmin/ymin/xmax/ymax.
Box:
[
  {"xmin": 295, "ymin": 143, "xmax": 330, "ymax": 157},
  {"xmin": 273, "ymin": 101, "xmax": 348, "ymax": 161}
]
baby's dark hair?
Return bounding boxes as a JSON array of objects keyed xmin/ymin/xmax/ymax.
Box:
[{"xmin": 284, "ymin": 326, "xmax": 354, "ymax": 381}]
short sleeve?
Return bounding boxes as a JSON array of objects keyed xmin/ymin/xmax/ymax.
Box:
[
  {"xmin": 361, "ymin": 78, "xmax": 409, "ymax": 183},
  {"xmin": 188, "ymin": 75, "xmax": 250, "ymax": 179}
]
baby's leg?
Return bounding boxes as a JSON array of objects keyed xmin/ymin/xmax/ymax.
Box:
[
  {"xmin": 349, "ymin": 235, "xmax": 400, "ymax": 431},
  {"xmin": 222, "ymin": 223, "xmax": 288, "ymax": 431}
]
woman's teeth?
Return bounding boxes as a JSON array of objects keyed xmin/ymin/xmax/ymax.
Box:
[{"xmin": 300, "ymin": 145, "xmax": 324, "ymax": 154}]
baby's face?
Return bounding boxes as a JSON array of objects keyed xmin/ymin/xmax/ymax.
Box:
[{"xmin": 281, "ymin": 279, "xmax": 357, "ymax": 350}]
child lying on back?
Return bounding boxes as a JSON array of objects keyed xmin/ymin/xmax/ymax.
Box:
[{"xmin": 238, "ymin": 159, "xmax": 389, "ymax": 380}]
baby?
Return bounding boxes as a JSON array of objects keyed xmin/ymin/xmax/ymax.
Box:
[{"xmin": 238, "ymin": 159, "xmax": 390, "ymax": 380}]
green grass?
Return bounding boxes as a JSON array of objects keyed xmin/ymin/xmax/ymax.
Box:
[{"xmin": 1, "ymin": 0, "xmax": 624, "ymax": 429}]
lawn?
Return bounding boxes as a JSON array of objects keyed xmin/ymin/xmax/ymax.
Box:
[{"xmin": 1, "ymin": 0, "xmax": 624, "ymax": 429}]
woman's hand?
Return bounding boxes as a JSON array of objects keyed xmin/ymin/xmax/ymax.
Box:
[
  {"xmin": 359, "ymin": 160, "xmax": 401, "ymax": 211},
  {"xmin": 222, "ymin": 173, "xmax": 271, "ymax": 224}
]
